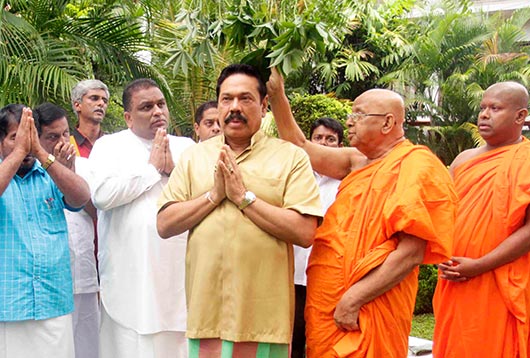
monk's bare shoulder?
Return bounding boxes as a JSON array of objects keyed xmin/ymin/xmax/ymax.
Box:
[
  {"xmin": 449, "ymin": 146, "xmax": 487, "ymax": 176},
  {"xmin": 349, "ymin": 147, "xmax": 369, "ymax": 171}
]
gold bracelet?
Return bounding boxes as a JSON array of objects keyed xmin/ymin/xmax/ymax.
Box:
[
  {"xmin": 205, "ymin": 191, "xmax": 219, "ymax": 206},
  {"xmin": 41, "ymin": 154, "xmax": 56, "ymax": 171}
]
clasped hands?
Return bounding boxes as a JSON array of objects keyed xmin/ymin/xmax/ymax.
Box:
[
  {"xmin": 207, "ymin": 145, "xmax": 246, "ymax": 207},
  {"xmin": 13, "ymin": 108, "xmax": 54, "ymax": 164},
  {"xmin": 149, "ymin": 128, "xmax": 174, "ymax": 176},
  {"xmin": 438, "ymin": 256, "xmax": 482, "ymax": 282}
]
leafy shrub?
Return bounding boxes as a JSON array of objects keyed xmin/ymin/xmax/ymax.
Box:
[
  {"xmin": 289, "ymin": 93, "xmax": 352, "ymax": 144},
  {"xmin": 415, "ymin": 264, "xmax": 438, "ymax": 315}
]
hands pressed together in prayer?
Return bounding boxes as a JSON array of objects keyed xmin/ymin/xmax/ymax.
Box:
[
  {"xmin": 208, "ymin": 145, "xmax": 246, "ymax": 207},
  {"xmin": 438, "ymin": 256, "xmax": 483, "ymax": 282},
  {"xmin": 149, "ymin": 128, "xmax": 174, "ymax": 176},
  {"xmin": 15, "ymin": 108, "xmax": 48, "ymax": 161}
]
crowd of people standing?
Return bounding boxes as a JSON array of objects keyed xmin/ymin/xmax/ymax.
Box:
[{"xmin": 1, "ymin": 63, "xmax": 530, "ymax": 358}]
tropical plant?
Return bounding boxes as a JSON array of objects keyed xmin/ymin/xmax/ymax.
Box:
[
  {"xmin": 152, "ymin": 0, "xmax": 354, "ymax": 131},
  {"xmin": 0, "ymin": 0, "xmax": 163, "ymax": 131}
]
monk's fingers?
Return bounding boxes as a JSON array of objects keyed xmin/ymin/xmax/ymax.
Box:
[{"xmin": 440, "ymin": 272, "xmax": 467, "ymax": 282}]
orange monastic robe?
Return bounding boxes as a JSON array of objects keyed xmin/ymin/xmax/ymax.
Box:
[
  {"xmin": 433, "ymin": 139, "xmax": 530, "ymax": 358},
  {"xmin": 306, "ymin": 140, "xmax": 457, "ymax": 358}
]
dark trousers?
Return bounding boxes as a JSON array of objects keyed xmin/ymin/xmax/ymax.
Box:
[{"xmin": 291, "ymin": 284, "xmax": 307, "ymax": 358}]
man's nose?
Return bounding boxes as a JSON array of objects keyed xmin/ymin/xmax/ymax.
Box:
[{"xmin": 230, "ymin": 98, "xmax": 241, "ymax": 112}]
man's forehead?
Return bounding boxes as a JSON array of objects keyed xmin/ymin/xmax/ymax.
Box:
[
  {"xmin": 42, "ymin": 117, "xmax": 69, "ymax": 131},
  {"xmin": 219, "ymin": 74, "xmax": 260, "ymax": 95},
  {"xmin": 201, "ymin": 108, "xmax": 219, "ymax": 120},
  {"xmin": 132, "ymin": 88, "xmax": 165, "ymax": 104},
  {"xmin": 83, "ymin": 88, "xmax": 108, "ymax": 98}
]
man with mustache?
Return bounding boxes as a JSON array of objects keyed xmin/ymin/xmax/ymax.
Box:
[
  {"xmin": 0, "ymin": 104, "xmax": 90, "ymax": 357},
  {"xmin": 70, "ymin": 79, "xmax": 108, "ymax": 358},
  {"xmin": 70, "ymin": 79, "xmax": 109, "ymax": 158},
  {"xmin": 90, "ymin": 79, "xmax": 195, "ymax": 358},
  {"xmin": 157, "ymin": 64, "xmax": 322, "ymax": 358},
  {"xmin": 433, "ymin": 82, "xmax": 530, "ymax": 357},
  {"xmin": 33, "ymin": 102, "xmax": 98, "ymax": 358}
]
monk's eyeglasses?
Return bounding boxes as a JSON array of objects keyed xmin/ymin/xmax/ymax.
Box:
[{"xmin": 347, "ymin": 112, "xmax": 388, "ymax": 124}]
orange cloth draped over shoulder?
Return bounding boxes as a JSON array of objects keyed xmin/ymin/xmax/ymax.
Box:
[
  {"xmin": 433, "ymin": 138, "xmax": 530, "ymax": 358},
  {"xmin": 305, "ymin": 140, "xmax": 457, "ymax": 358}
]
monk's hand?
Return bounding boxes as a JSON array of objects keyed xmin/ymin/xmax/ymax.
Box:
[
  {"xmin": 439, "ymin": 256, "xmax": 481, "ymax": 282},
  {"xmin": 266, "ymin": 67, "xmax": 285, "ymax": 101},
  {"xmin": 333, "ymin": 292, "xmax": 361, "ymax": 331},
  {"xmin": 219, "ymin": 145, "xmax": 246, "ymax": 206}
]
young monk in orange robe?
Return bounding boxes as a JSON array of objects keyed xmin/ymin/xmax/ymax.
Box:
[
  {"xmin": 267, "ymin": 68, "xmax": 457, "ymax": 358},
  {"xmin": 433, "ymin": 82, "xmax": 530, "ymax": 358}
]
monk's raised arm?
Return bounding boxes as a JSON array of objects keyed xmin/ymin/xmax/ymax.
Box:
[{"xmin": 266, "ymin": 68, "xmax": 359, "ymax": 180}]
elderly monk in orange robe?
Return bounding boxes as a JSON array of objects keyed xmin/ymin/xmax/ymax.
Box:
[
  {"xmin": 433, "ymin": 82, "xmax": 530, "ymax": 357},
  {"xmin": 267, "ymin": 68, "xmax": 458, "ymax": 358}
]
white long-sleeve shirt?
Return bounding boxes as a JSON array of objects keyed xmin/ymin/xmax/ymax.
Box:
[
  {"xmin": 64, "ymin": 157, "xmax": 98, "ymax": 294},
  {"xmin": 90, "ymin": 129, "xmax": 194, "ymax": 334},
  {"xmin": 293, "ymin": 172, "xmax": 340, "ymax": 286}
]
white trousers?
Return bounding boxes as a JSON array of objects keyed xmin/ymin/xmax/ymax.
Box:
[
  {"xmin": 0, "ymin": 314, "xmax": 74, "ymax": 358},
  {"xmin": 73, "ymin": 293, "xmax": 100, "ymax": 358},
  {"xmin": 99, "ymin": 306, "xmax": 187, "ymax": 358}
]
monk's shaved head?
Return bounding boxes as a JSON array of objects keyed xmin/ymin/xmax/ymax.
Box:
[
  {"xmin": 356, "ymin": 89, "xmax": 406, "ymax": 125},
  {"xmin": 484, "ymin": 82, "xmax": 529, "ymax": 109},
  {"xmin": 347, "ymin": 88, "xmax": 406, "ymax": 159},
  {"xmin": 478, "ymin": 81, "xmax": 529, "ymax": 148}
]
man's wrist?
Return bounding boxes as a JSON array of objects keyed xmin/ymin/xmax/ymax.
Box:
[
  {"xmin": 41, "ymin": 154, "xmax": 56, "ymax": 171},
  {"xmin": 205, "ymin": 191, "xmax": 220, "ymax": 206},
  {"xmin": 238, "ymin": 191, "xmax": 257, "ymax": 210}
]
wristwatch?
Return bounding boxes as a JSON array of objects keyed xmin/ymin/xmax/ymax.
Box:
[
  {"xmin": 41, "ymin": 154, "xmax": 56, "ymax": 171},
  {"xmin": 238, "ymin": 191, "xmax": 256, "ymax": 210}
]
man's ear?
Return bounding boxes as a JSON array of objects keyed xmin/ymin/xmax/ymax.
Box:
[
  {"xmin": 261, "ymin": 95, "xmax": 269, "ymax": 117},
  {"xmin": 73, "ymin": 101, "xmax": 81, "ymax": 113},
  {"xmin": 124, "ymin": 112, "xmax": 133, "ymax": 129},
  {"xmin": 515, "ymin": 108, "xmax": 528, "ymax": 125},
  {"xmin": 381, "ymin": 114, "xmax": 395, "ymax": 134}
]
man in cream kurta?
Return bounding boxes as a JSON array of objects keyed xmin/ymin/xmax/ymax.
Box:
[
  {"xmin": 157, "ymin": 64, "xmax": 322, "ymax": 358},
  {"xmin": 90, "ymin": 78, "xmax": 194, "ymax": 358}
]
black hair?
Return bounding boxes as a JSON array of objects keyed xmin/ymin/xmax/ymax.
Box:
[
  {"xmin": 216, "ymin": 64, "xmax": 267, "ymax": 101},
  {"xmin": 309, "ymin": 117, "xmax": 344, "ymax": 143},
  {"xmin": 194, "ymin": 101, "xmax": 218, "ymax": 125},
  {"xmin": 0, "ymin": 104, "xmax": 24, "ymax": 141},
  {"xmin": 123, "ymin": 78, "xmax": 160, "ymax": 112},
  {"xmin": 33, "ymin": 102, "xmax": 68, "ymax": 135}
]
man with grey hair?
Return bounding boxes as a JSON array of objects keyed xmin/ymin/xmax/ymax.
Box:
[
  {"xmin": 70, "ymin": 79, "xmax": 109, "ymax": 158},
  {"xmin": 69, "ymin": 79, "xmax": 108, "ymax": 358}
]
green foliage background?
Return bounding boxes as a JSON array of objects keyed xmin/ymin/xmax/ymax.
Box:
[
  {"xmin": 415, "ymin": 264, "xmax": 438, "ymax": 315},
  {"xmin": 290, "ymin": 94, "xmax": 351, "ymax": 145}
]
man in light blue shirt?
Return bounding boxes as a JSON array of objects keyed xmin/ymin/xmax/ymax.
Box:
[{"xmin": 0, "ymin": 104, "xmax": 90, "ymax": 357}]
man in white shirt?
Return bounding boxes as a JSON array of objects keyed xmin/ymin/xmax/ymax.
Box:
[
  {"xmin": 90, "ymin": 78, "xmax": 195, "ymax": 358},
  {"xmin": 33, "ymin": 102, "xmax": 99, "ymax": 358},
  {"xmin": 292, "ymin": 117, "xmax": 344, "ymax": 358}
]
